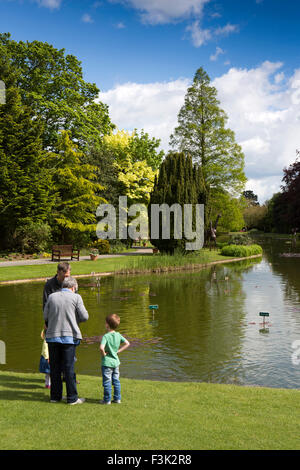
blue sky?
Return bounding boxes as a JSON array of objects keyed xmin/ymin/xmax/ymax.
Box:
[
  {"xmin": 1, "ymin": 0, "xmax": 300, "ymax": 201},
  {"xmin": 1, "ymin": 0, "xmax": 299, "ymax": 88}
]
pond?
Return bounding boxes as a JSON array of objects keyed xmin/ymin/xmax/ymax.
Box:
[{"xmin": 0, "ymin": 238, "xmax": 299, "ymax": 389}]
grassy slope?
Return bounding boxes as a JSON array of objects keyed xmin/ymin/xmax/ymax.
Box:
[{"xmin": 0, "ymin": 371, "xmax": 299, "ymax": 450}]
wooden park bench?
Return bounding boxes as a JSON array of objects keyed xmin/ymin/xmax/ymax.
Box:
[{"xmin": 51, "ymin": 245, "xmax": 80, "ymax": 262}]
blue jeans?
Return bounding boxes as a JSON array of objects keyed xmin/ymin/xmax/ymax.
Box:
[{"xmin": 101, "ymin": 366, "xmax": 121, "ymax": 402}]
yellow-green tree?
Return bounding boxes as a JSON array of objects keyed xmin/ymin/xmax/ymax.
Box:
[
  {"xmin": 100, "ymin": 129, "xmax": 159, "ymax": 205},
  {"xmin": 116, "ymin": 158, "xmax": 157, "ymax": 205}
]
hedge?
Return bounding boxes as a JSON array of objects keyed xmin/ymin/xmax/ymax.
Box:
[{"xmin": 221, "ymin": 244, "xmax": 263, "ymax": 257}]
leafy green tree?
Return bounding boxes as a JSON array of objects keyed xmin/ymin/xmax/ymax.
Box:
[
  {"xmin": 149, "ymin": 152, "xmax": 205, "ymax": 253},
  {"xmin": 243, "ymin": 190, "xmax": 259, "ymax": 206},
  {"xmin": 210, "ymin": 191, "xmax": 245, "ymax": 232},
  {"xmin": 128, "ymin": 129, "xmax": 164, "ymax": 170},
  {"xmin": 15, "ymin": 221, "xmax": 52, "ymax": 254},
  {"xmin": 263, "ymin": 193, "xmax": 287, "ymax": 233},
  {"xmin": 170, "ymin": 67, "xmax": 246, "ymax": 224},
  {"xmin": 0, "ymin": 32, "xmax": 114, "ymax": 151},
  {"xmin": 48, "ymin": 131, "xmax": 106, "ymax": 245},
  {"xmin": 243, "ymin": 205, "xmax": 268, "ymax": 231},
  {"xmin": 90, "ymin": 129, "xmax": 162, "ymax": 206},
  {"xmin": 0, "ymin": 48, "xmax": 54, "ymax": 250},
  {"xmin": 281, "ymin": 154, "xmax": 300, "ymax": 231},
  {"xmin": 263, "ymin": 154, "xmax": 300, "ymax": 233},
  {"xmin": 89, "ymin": 129, "xmax": 161, "ymax": 245},
  {"xmin": 87, "ymin": 144, "xmax": 121, "ymax": 209},
  {"xmin": 115, "ymin": 158, "xmax": 157, "ymax": 206}
]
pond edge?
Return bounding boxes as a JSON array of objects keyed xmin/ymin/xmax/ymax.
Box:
[{"xmin": 0, "ymin": 254, "xmax": 263, "ymax": 285}]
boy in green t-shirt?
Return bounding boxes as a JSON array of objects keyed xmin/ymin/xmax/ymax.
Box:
[{"xmin": 99, "ymin": 314, "xmax": 130, "ymax": 404}]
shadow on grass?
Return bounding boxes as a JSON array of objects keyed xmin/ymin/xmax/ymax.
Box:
[
  {"xmin": 84, "ymin": 397, "xmax": 102, "ymax": 405},
  {"xmin": 0, "ymin": 373, "xmax": 43, "ymax": 387},
  {"xmin": 0, "ymin": 373, "xmax": 49, "ymax": 401},
  {"xmin": 0, "ymin": 374, "xmax": 102, "ymax": 404},
  {"xmin": 0, "ymin": 389, "xmax": 48, "ymax": 402}
]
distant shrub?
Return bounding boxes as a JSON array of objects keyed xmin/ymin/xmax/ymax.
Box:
[
  {"xmin": 91, "ymin": 239, "xmax": 110, "ymax": 254},
  {"xmin": 221, "ymin": 244, "xmax": 263, "ymax": 257},
  {"xmin": 227, "ymin": 234, "xmax": 253, "ymax": 246},
  {"xmin": 109, "ymin": 241, "xmax": 128, "ymax": 254},
  {"xmin": 216, "ymin": 241, "xmax": 228, "ymax": 249},
  {"xmin": 15, "ymin": 221, "xmax": 52, "ymax": 254}
]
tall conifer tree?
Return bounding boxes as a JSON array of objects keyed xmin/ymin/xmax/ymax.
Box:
[
  {"xmin": 149, "ymin": 152, "xmax": 205, "ymax": 253},
  {"xmin": 170, "ymin": 67, "xmax": 246, "ymax": 225},
  {"xmin": 0, "ymin": 48, "xmax": 53, "ymax": 249}
]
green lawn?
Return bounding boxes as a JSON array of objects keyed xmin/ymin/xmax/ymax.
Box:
[
  {"xmin": 0, "ymin": 250, "xmax": 231, "ymax": 283},
  {"xmin": 0, "ymin": 371, "xmax": 299, "ymax": 450},
  {"xmin": 0, "ymin": 256, "xmax": 125, "ymax": 282}
]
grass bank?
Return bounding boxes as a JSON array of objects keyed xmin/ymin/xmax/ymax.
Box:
[
  {"xmin": 116, "ymin": 251, "xmax": 262, "ymax": 274},
  {"xmin": 0, "ymin": 256, "xmax": 125, "ymax": 282},
  {"xmin": 0, "ymin": 371, "xmax": 299, "ymax": 450},
  {"xmin": 0, "ymin": 249, "xmax": 261, "ymax": 283}
]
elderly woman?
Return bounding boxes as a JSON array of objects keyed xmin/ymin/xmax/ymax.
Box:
[{"xmin": 43, "ymin": 277, "xmax": 89, "ymax": 405}]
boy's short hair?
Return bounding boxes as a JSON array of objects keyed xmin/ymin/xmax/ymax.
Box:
[
  {"xmin": 106, "ymin": 314, "xmax": 120, "ymax": 330},
  {"xmin": 57, "ymin": 262, "xmax": 70, "ymax": 273}
]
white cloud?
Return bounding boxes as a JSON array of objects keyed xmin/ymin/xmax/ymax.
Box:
[
  {"xmin": 98, "ymin": 79, "xmax": 190, "ymax": 150},
  {"xmin": 274, "ymin": 72, "xmax": 285, "ymax": 84},
  {"xmin": 82, "ymin": 13, "xmax": 94, "ymax": 23},
  {"xmin": 245, "ymin": 177, "xmax": 282, "ymax": 203},
  {"xmin": 210, "ymin": 46, "xmax": 225, "ymax": 61},
  {"xmin": 215, "ymin": 23, "xmax": 239, "ymax": 36},
  {"xmin": 186, "ymin": 20, "xmax": 239, "ymax": 47},
  {"xmin": 115, "ymin": 22, "xmax": 126, "ymax": 28},
  {"xmin": 34, "ymin": 0, "xmax": 62, "ymax": 8},
  {"xmin": 98, "ymin": 62, "xmax": 300, "ymax": 202},
  {"xmin": 110, "ymin": 0, "xmax": 210, "ymax": 24},
  {"xmin": 213, "ymin": 62, "xmax": 300, "ymax": 200},
  {"xmin": 211, "ymin": 12, "xmax": 221, "ymax": 19},
  {"xmin": 241, "ymin": 136, "xmax": 270, "ymax": 156},
  {"xmin": 186, "ymin": 20, "xmax": 212, "ymax": 47},
  {"xmin": 110, "ymin": 0, "xmax": 238, "ymax": 47}
]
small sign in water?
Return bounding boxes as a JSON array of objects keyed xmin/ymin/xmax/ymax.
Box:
[
  {"xmin": 249, "ymin": 312, "xmax": 272, "ymax": 327},
  {"xmin": 259, "ymin": 312, "xmax": 271, "ymax": 330}
]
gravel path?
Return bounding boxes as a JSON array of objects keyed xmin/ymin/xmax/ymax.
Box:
[{"xmin": 0, "ymin": 248, "xmax": 153, "ymax": 267}]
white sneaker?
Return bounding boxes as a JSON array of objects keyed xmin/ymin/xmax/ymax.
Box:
[{"xmin": 68, "ymin": 398, "xmax": 86, "ymax": 405}]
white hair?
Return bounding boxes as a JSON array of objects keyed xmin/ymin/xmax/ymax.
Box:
[{"xmin": 62, "ymin": 277, "xmax": 78, "ymax": 291}]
